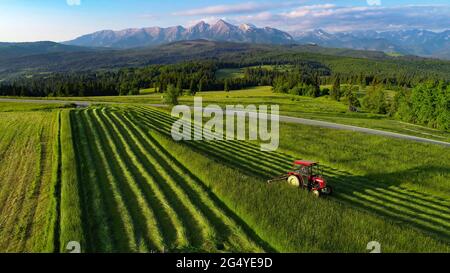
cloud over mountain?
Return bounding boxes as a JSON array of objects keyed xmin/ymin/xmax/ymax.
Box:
[{"xmin": 175, "ymin": 2, "xmax": 450, "ymax": 33}]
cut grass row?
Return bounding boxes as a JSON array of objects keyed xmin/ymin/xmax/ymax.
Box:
[
  {"xmin": 68, "ymin": 106, "xmax": 267, "ymax": 252},
  {"xmin": 127, "ymin": 105, "xmax": 450, "ymax": 251}
]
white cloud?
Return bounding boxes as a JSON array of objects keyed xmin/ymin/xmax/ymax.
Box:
[
  {"xmin": 367, "ymin": 0, "xmax": 381, "ymax": 6},
  {"xmin": 229, "ymin": 4, "xmax": 450, "ymax": 33},
  {"xmin": 174, "ymin": 1, "xmax": 307, "ymax": 16},
  {"xmin": 66, "ymin": 0, "xmax": 81, "ymax": 6},
  {"xmin": 174, "ymin": 3, "xmax": 261, "ymax": 16}
]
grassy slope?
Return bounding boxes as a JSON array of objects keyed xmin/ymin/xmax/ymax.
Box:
[
  {"xmin": 126, "ymin": 105, "xmax": 449, "ymax": 252},
  {"xmin": 0, "ymin": 103, "xmax": 60, "ymax": 252},
  {"xmin": 0, "ymin": 101, "xmax": 448, "ymax": 253}
]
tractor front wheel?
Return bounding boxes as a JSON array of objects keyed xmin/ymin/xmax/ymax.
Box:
[{"xmin": 287, "ymin": 175, "xmax": 300, "ymax": 187}]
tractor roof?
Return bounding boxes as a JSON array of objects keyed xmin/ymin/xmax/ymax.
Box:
[{"xmin": 294, "ymin": 160, "xmax": 318, "ymax": 166}]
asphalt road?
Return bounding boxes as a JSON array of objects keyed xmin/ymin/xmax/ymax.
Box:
[{"xmin": 1, "ymin": 98, "xmax": 449, "ymax": 147}]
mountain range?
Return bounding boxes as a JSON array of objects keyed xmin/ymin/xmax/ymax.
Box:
[
  {"xmin": 1, "ymin": 20, "xmax": 450, "ymax": 79},
  {"xmin": 293, "ymin": 29, "xmax": 450, "ymax": 59},
  {"xmin": 63, "ymin": 21, "xmax": 449, "ymax": 59},
  {"xmin": 65, "ymin": 20, "xmax": 295, "ymax": 48}
]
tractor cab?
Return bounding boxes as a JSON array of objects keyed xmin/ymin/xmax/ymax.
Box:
[
  {"xmin": 291, "ymin": 160, "xmax": 323, "ymax": 180},
  {"xmin": 287, "ymin": 160, "xmax": 332, "ymax": 197},
  {"xmin": 266, "ymin": 160, "xmax": 333, "ymax": 197}
]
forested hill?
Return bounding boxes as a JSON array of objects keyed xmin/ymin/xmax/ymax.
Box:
[
  {"xmin": 1, "ymin": 40, "xmax": 449, "ymax": 80},
  {"xmin": 0, "ymin": 41, "xmax": 98, "ymax": 61}
]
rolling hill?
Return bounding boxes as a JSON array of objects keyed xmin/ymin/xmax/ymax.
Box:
[
  {"xmin": 1, "ymin": 40, "xmax": 449, "ymax": 80},
  {"xmin": 0, "ymin": 41, "xmax": 97, "ymax": 61}
]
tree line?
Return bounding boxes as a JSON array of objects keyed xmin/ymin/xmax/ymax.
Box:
[{"xmin": 0, "ymin": 60, "xmax": 448, "ymax": 131}]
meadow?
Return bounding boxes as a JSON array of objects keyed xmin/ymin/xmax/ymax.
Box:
[
  {"xmin": 21, "ymin": 86, "xmax": 450, "ymax": 142},
  {"xmin": 127, "ymin": 105, "xmax": 450, "ymax": 251},
  {"xmin": 0, "ymin": 101, "xmax": 448, "ymax": 252},
  {"xmin": 0, "ymin": 103, "xmax": 61, "ymax": 252},
  {"xmin": 215, "ymin": 65, "xmax": 294, "ymax": 80}
]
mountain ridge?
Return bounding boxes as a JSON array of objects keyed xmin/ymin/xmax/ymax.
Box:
[
  {"xmin": 0, "ymin": 41, "xmax": 97, "ymax": 61},
  {"xmin": 293, "ymin": 29, "xmax": 450, "ymax": 59},
  {"xmin": 64, "ymin": 20, "xmax": 295, "ymax": 48}
]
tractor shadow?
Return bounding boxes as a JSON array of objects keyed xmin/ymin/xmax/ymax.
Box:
[{"xmin": 135, "ymin": 106, "xmax": 450, "ymax": 245}]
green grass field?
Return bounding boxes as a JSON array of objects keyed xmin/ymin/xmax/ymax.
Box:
[
  {"xmin": 128, "ymin": 105, "xmax": 450, "ymax": 251},
  {"xmin": 216, "ymin": 65, "xmax": 294, "ymax": 80},
  {"xmin": 0, "ymin": 101, "xmax": 449, "ymax": 253},
  {"xmin": 0, "ymin": 103, "xmax": 61, "ymax": 252},
  {"xmin": 17, "ymin": 86, "xmax": 450, "ymax": 142}
]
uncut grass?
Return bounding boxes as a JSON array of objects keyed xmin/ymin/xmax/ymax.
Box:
[
  {"xmin": 128, "ymin": 105, "xmax": 445, "ymax": 250},
  {"xmin": 277, "ymin": 122, "xmax": 450, "ymax": 196},
  {"xmin": 136, "ymin": 105, "xmax": 450, "ymax": 199},
  {"xmin": 144, "ymin": 120, "xmax": 449, "ymax": 252},
  {"xmin": 148, "ymin": 107, "xmax": 450, "ymax": 241}
]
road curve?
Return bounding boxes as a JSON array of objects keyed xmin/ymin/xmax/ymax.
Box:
[{"xmin": 1, "ymin": 98, "xmax": 449, "ymax": 147}]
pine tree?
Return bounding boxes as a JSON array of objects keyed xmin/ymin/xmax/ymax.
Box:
[
  {"xmin": 187, "ymin": 79, "xmax": 193, "ymax": 95},
  {"xmin": 224, "ymin": 79, "xmax": 230, "ymax": 92},
  {"xmin": 330, "ymin": 74, "xmax": 341, "ymax": 101}
]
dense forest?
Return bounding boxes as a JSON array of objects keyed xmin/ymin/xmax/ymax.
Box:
[
  {"xmin": 1, "ymin": 58, "xmax": 447, "ymax": 96},
  {"xmin": 392, "ymin": 82, "xmax": 450, "ymax": 131}
]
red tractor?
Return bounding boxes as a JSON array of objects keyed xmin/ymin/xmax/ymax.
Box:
[{"xmin": 268, "ymin": 160, "xmax": 333, "ymax": 197}]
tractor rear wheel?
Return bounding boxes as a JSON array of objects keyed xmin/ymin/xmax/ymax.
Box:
[
  {"xmin": 312, "ymin": 190, "xmax": 321, "ymax": 198},
  {"xmin": 287, "ymin": 175, "xmax": 300, "ymax": 187},
  {"xmin": 322, "ymin": 186, "xmax": 333, "ymax": 195}
]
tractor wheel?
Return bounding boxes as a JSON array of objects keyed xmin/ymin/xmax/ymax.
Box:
[
  {"xmin": 322, "ymin": 186, "xmax": 333, "ymax": 196},
  {"xmin": 287, "ymin": 175, "xmax": 300, "ymax": 187},
  {"xmin": 312, "ymin": 190, "xmax": 321, "ymax": 198}
]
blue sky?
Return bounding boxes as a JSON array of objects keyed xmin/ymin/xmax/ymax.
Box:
[{"xmin": 0, "ymin": 0, "xmax": 449, "ymax": 42}]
